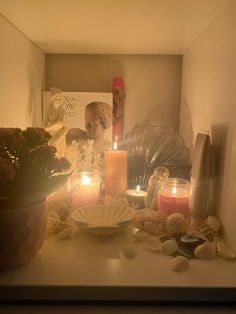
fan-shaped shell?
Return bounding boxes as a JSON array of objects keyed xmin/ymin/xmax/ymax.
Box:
[{"xmin": 71, "ymin": 204, "xmax": 135, "ymax": 235}]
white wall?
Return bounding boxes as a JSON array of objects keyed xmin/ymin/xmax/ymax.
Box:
[
  {"xmin": 0, "ymin": 14, "xmax": 45, "ymax": 128},
  {"xmin": 46, "ymin": 54, "xmax": 182, "ymax": 135},
  {"xmin": 180, "ymin": 1, "xmax": 236, "ymax": 248}
]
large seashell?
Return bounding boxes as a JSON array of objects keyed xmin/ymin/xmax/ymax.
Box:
[
  {"xmin": 216, "ymin": 240, "xmax": 236, "ymax": 259},
  {"xmin": 205, "ymin": 216, "xmax": 221, "ymax": 232},
  {"xmin": 55, "ymin": 227, "xmax": 73, "ymax": 240},
  {"xmin": 162, "ymin": 239, "xmax": 178, "ymax": 255},
  {"xmin": 194, "ymin": 242, "xmax": 216, "ymax": 259},
  {"xmin": 71, "ymin": 203, "xmax": 135, "ymax": 236},
  {"xmin": 144, "ymin": 222, "xmax": 163, "ymax": 235},
  {"xmin": 170, "ymin": 256, "xmax": 189, "ymax": 272},
  {"xmin": 145, "ymin": 238, "xmax": 162, "ymax": 251},
  {"xmin": 132, "ymin": 229, "xmax": 148, "ymax": 241},
  {"xmin": 166, "ymin": 213, "xmax": 188, "ymax": 236},
  {"xmin": 122, "ymin": 245, "xmax": 137, "ymax": 259}
]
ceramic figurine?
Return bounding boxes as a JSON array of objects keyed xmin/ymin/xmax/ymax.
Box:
[{"xmin": 145, "ymin": 166, "xmax": 169, "ymax": 210}]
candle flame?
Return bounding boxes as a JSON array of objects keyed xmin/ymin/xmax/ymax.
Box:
[
  {"xmin": 173, "ymin": 186, "xmax": 177, "ymax": 196},
  {"xmin": 82, "ymin": 174, "xmax": 91, "ymax": 185},
  {"xmin": 136, "ymin": 185, "xmax": 140, "ymax": 193},
  {"xmin": 114, "ymin": 141, "xmax": 117, "ymax": 151}
]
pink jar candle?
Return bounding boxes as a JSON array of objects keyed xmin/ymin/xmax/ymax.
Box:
[{"xmin": 157, "ymin": 178, "xmax": 190, "ymax": 217}]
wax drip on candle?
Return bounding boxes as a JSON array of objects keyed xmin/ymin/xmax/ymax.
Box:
[
  {"xmin": 136, "ymin": 185, "xmax": 140, "ymax": 194},
  {"xmin": 82, "ymin": 174, "xmax": 91, "ymax": 185}
]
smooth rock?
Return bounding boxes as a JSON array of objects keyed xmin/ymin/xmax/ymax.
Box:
[
  {"xmin": 216, "ymin": 240, "xmax": 236, "ymax": 259},
  {"xmin": 206, "ymin": 216, "xmax": 221, "ymax": 232},
  {"xmin": 122, "ymin": 245, "xmax": 138, "ymax": 259},
  {"xmin": 166, "ymin": 213, "xmax": 188, "ymax": 236},
  {"xmin": 194, "ymin": 242, "xmax": 216, "ymax": 259},
  {"xmin": 162, "ymin": 239, "xmax": 178, "ymax": 255},
  {"xmin": 144, "ymin": 222, "xmax": 163, "ymax": 235},
  {"xmin": 170, "ymin": 256, "xmax": 189, "ymax": 272},
  {"xmin": 132, "ymin": 229, "xmax": 148, "ymax": 241},
  {"xmin": 145, "ymin": 238, "xmax": 162, "ymax": 251},
  {"xmin": 180, "ymin": 234, "xmax": 204, "ymax": 248}
]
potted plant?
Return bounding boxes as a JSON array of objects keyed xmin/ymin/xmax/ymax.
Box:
[{"xmin": 0, "ymin": 127, "xmax": 71, "ymax": 269}]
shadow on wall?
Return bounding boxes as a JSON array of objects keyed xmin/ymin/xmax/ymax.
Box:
[
  {"xmin": 179, "ymin": 98, "xmax": 194, "ymax": 156},
  {"xmin": 210, "ymin": 124, "xmax": 232, "ymax": 217},
  {"xmin": 141, "ymin": 99, "xmax": 180, "ymax": 132}
]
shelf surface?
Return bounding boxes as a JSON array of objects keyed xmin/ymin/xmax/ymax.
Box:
[{"xmin": 0, "ymin": 227, "xmax": 236, "ymax": 302}]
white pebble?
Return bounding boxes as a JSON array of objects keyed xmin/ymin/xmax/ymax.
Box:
[
  {"xmin": 171, "ymin": 256, "xmax": 189, "ymax": 272},
  {"xmin": 162, "ymin": 239, "xmax": 178, "ymax": 255},
  {"xmin": 122, "ymin": 245, "xmax": 138, "ymax": 259}
]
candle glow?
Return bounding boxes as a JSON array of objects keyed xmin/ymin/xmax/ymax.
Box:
[
  {"xmin": 114, "ymin": 141, "xmax": 118, "ymax": 151},
  {"xmin": 82, "ymin": 174, "xmax": 91, "ymax": 185},
  {"xmin": 136, "ymin": 185, "xmax": 140, "ymax": 194}
]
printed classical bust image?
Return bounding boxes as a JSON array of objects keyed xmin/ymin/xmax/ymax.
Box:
[{"xmin": 43, "ymin": 90, "xmax": 113, "ymax": 172}]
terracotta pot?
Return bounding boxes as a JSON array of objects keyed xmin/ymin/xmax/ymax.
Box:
[{"xmin": 0, "ymin": 199, "xmax": 47, "ymax": 270}]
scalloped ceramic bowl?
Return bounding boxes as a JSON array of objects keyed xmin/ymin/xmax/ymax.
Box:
[{"xmin": 71, "ymin": 204, "xmax": 135, "ymax": 236}]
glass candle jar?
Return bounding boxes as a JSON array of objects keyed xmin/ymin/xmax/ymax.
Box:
[
  {"xmin": 157, "ymin": 178, "xmax": 190, "ymax": 217},
  {"xmin": 69, "ymin": 170, "xmax": 101, "ymax": 209}
]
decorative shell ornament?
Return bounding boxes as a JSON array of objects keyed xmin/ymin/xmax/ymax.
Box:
[
  {"xmin": 166, "ymin": 213, "xmax": 189, "ymax": 236},
  {"xmin": 205, "ymin": 216, "xmax": 221, "ymax": 233},
  {"xmin": 125, "ymin": 125, "xmax": 191, "ymax": 189},
  {"xmin": 71, "ymin": 203, "xmax": 135, "ymax": 236},
  {"xmin": 145, "ymin": 238, "xmax": 162, "ymax": 251}
]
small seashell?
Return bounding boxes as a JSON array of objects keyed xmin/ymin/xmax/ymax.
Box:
[
  {"xmin": 144, "ymin": 222, "xmax": 163, "ymax": 235},
  {"xmin": 162, "ymin": 239, "xmax": 178, "ymax": 255},
  {"xmin": 205, "ymin": 216, "xmax": 221, "ymax": 232},
  {"xmin": 199, "ymin": 226, "xmax": 214, "ymax": 241},
  {"xmin": 55, "ymin": 227, "xmax": 73, "ymax": 240},
  {"xmin": 132, "ymin": 229, "xmax": 148, "ymax": 241},
  {"xmin": 170, "ymin": 256, "xmax": 189, "ymax": 272},
  {"xmin": 122, "ymin": 245, "xmax": 137, "ymax": 259},
  {"xmin": 216, "ymin": 240, "xmax": 236, "ymax": 259},
  {"xmin": 194, "ymin": 242, "xmax": 216, "ymax": 259},
  {"xmin": 145, "ymin": 238, "xmax": 162, "ymax": 251},
  {"xmin": 166, "ymin": 213, "xmax": 188, "ymax": 236},
  {"xmin": 187, "ymin": 230, "xmax": 207, "ymax": 241},
  {"xmin": 53, "ymin": 221, "xmax": 71, "ymax": 235},
  {"xmin": 48, "ymin": 210, "xmax": 60, "ymax": 223}
]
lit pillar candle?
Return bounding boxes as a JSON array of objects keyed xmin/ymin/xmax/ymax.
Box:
[
  {"xmin": 125, "ymin": 185, "xmax": 147, "ymax": 209},
  {"xmin": 69, "ymin": 171, "xmax": 101, "ymax": 208},
  {"xmin": 157, "ymin": 178, "xmax": 190, "ymax": 217},
  {"xmin": 104, "ymin": 139, "xmax": 127, "ymax": 197}
]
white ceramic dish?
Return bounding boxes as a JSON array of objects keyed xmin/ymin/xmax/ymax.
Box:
[{"xmin": 71, "ymin": 204, "xmax": 135, "ymax": 236}]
